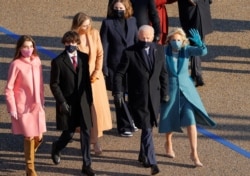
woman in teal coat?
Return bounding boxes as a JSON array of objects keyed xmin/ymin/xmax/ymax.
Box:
[{"xmin": 159, "ymin": 28, "xmax": 216, "ymax": 167}]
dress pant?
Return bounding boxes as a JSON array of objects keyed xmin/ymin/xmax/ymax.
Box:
[
  {"xmin": 53, "ymin": 106, "xmax": 92, "ymax": 167},
  {"xmin": 139, "ymin": 128, "xmax": 157, "ymax": 165},
  {"xmin": 190, "ymin": 55, "xmax": 202, "ymax": 78}
]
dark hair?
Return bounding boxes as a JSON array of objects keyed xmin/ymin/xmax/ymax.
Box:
[
  {"xmin": 13, "ymin": 35, "xmax": 38, "ymax": 60},
  {"xmin": 61, "ymin": 31, "xmax": 80, "ymax": 44},
  {"xmin": 107, "ymin": 0, "xmax": 133, "ymax": 19}
]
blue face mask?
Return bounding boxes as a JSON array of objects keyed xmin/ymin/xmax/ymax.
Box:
[
  {"xmin": 65, "ymin": 45, "xmax": 77, "ymax": 53},
  {"xmin": 170, "ymin": 40, "xmax": 182, "ymax": 50}
]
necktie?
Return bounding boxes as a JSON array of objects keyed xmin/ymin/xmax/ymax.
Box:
[{"xmin": 72, "ymin": 56, "xmax": 77, "ymax": 70}]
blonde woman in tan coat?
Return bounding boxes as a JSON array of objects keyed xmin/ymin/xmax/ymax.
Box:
[{"xmin": 71, "ymin": 12, "xmax": 112, "ymax": 155}]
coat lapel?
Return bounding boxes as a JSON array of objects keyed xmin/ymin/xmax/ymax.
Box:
[
  {"xmin": 113, "ymin": 20, "xmax": 126, "ymax": 44},
  {"xmin": 63, "ymin": 53, "xmax": 76, "ymax": 73}
]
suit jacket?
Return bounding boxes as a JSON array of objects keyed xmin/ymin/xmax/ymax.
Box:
[
  {"xmin": 131, "ymin": 0, "xmax": 161, "ymax": 37},
  {"xmin": 113, "ymin": 43, "xmax": 168, "ymax": 129},
  {"xmin": 100, "ymin": 17, "xmax": 138, "ymax": 90},
  {"xmin": 159, "ymin": 45, "xmax": 216, "ymax": 133},
  {"xmin": 177, "ymin": 0, "xmax": 213, "ymax": 38},
  {"xmin": 50, "ymin": 50, "xmax": 93, "ymax": 130}
]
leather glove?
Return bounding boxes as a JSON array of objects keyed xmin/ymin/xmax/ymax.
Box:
[
  {"xmin": 209, "ymin": 0, "xmax": 213, "ymax": 4},
  {"xmin": 60, "ymin": 102, "xmax": 70, "ymax": 114},
  {"xmin": 10, "ymin": 112, "xmax": 18, "ymax": 120},
  {"xmin": 113, "ymin": 93, "xmax": 123, "ymax": 109},
  {"xmin": 188, "ymin": 28, "xmax": 203, "ymax": 47},
  {"xmin": 161, "ymin": 95, "xmax": 170, "ymax": 103}
]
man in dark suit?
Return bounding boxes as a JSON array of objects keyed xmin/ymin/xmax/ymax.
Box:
[
  {"xmin": 177, "ymin": 0, "xmax": 213, "ymax": 86},
  {"xmin": 113, "ymin": 25, "xmax": 169, "ymax": 175},
  {"xmin": 50, "ymin": 31, "xmax": 96, "ymax": 176}
]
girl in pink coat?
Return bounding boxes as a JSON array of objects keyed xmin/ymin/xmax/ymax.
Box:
[{"xmin": 5, "ymin": 35, "xmax": 46, "ymax": 176}]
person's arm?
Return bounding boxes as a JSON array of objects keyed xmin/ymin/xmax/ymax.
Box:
[
  {"xmin": 5, "ymin": 62, "xmax": 18, "ymax": 116},
  {"xmin": 148, "ymin": 0, "xmax": 161, "ymax": 42},
  {"xmin": 100, "ymin": 20, "xmax": 109, "ymax": 77},
  {"xmin": 90, "ymin": 30, "xmax": 104, "ymax": 83},
  {"xmin": 50, "ymin": 58, "xmax": 66, "ymax": 104}
]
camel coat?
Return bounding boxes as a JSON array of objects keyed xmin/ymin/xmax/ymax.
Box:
[
  {"xmin": 5, "ymin": 56, "xmax": 46, "ymax": 137},
  {"xmin": 78, "ymin": 28, "xmax": 112, "ymax": 142}
]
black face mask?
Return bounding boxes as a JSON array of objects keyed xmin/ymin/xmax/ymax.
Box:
[
  {"xmin": 138, "ymin": 41, "xmax": 152, "ymax": 48},
  {"xmin": 65, "ymin": 45, "xmax": 77, "ymax": 53},
  {"xmin": 114, "ymin": 9, "xmax": 125, "ymax": 18}
]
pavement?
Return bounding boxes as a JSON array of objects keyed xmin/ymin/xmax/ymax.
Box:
[{"xmin": 0, "ymin": 0, "xmax": 249, "ymax": 176}]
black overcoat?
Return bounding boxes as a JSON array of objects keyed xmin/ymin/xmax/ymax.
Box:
[
  {"xmin": 113, "ymin": 43, "xmax": 168, "ymax": 129},
  {"xmin": 177, "ymin": 0, "xmax": 213, "ymax": 38},
  {"xmin": 100, "ymin": 17, "xmax": 138, "ymax": 91},
  {"xmin": 50, "ymin": 51, "xmax": 93, "ymax": 130}
]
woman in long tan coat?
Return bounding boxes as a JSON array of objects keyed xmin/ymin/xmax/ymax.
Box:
[{"xmin": 71, "ymin": 12, "xmax": 112, "ymax": 155}]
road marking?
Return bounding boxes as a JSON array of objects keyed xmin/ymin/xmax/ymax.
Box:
[{"xmin": 1, "ymin": 25, "xmax": 250, "ymax": 159}]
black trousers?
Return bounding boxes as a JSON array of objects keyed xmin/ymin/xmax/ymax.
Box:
[
  {"xmin": 190, "ymin": 55, "xmax": 202, "ymax": 78},
  {"xmin": 139, "ymin": 128, "xmax": 157, "ymax": 165},
  {"xmin": 54, "ymin": 114, "xmax": 91, "ymax": 167}
]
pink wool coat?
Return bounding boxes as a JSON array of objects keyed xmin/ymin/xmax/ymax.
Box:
[
  {"xmin": 78, "ymin": 29, "xmax": 112, "ymax": 143},
  {"xmin": 5, "ymin": 56, "xmax": 47, "ymax": 137}
]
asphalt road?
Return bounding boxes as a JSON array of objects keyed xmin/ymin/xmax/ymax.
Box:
[{"xmin": 0, "ymin": 0, "xmax": 249, "ymax": 176}]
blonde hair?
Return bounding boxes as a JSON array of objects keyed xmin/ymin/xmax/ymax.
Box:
[{"xmin": 166, "ymin": 28, "xmax": 189, "ymax": 47}]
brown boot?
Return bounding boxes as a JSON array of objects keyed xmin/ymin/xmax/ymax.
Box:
[
  {"xmin": 24, "ymin": 138, "xmax": 37, "ymax": 176},
  {"xmin": 34, "ymin": 137, "xmax": 43, "ymax": 153}
]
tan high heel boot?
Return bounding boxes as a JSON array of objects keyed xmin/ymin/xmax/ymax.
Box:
[
  {"xmin": 24, "ymin": 138, "xmax": 37, "ymax": 176},
  {"xmin": 34, "ymin": 137, "xmax": 43, "ymax": 153}
]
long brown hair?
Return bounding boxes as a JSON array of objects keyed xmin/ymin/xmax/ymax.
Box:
[
  {"xmin": 107, "ymin": 0, "xmax": 133, "ymax": 19},
  {"xmin": 13, "ymin": 35, "xmax": 38, "ymax": 60},
  {"xmin": 71, "ymin": 12, "xmax": 93, "ymax": 32}
]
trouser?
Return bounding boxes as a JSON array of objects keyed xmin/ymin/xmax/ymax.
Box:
[
  {"xmin": 139, "ymin": 128, "xmax": 157, "ymax": 166},
  {"xmin": 190, "ymin": 56, "xmax": 203, "ymax": 79},
  {"xmin": 53, "ymin": 127, "xmax": 91, "ymax": 167}
]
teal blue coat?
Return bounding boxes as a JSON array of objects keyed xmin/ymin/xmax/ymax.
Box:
[{"xmin": 159, "ymin": 44, "xmax": 216, "ymax": 133}]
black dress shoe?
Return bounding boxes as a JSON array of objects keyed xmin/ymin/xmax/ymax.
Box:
[
  {"xmin": 138, "ymin": 155, "xmax": 150, "ymax": 168},
  {"xmin": 51, "ymin": 141, "xmax": 61, "ymax": 165},
  {"xmin": 151, "ymin": 165, "xmax": 160, "ymax": 175},
  {"xmin": 195, "ymin": 76, "xmax": 205, "ymax": 87},
  {"xmin": 81, "ymin": 165, "xmax": 96, "ymax": 176}
]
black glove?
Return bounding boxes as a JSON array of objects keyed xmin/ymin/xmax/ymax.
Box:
[
  {"xmin": 60, "ymin": 102, "xmax": 70, "ymax": 114},
  {"xmin": 113, "ymin": 93, "xmax": 123, "ymax": 109},
  {"xmin": 161, "ymin": 95, "xmax": 170, "ymax": 103},
  {"xmin": 209, "ymin": 0, "xmax": 213, "ymax": 4}
]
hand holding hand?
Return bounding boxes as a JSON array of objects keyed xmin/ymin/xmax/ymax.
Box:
[
  {"xmin": 113, "ymin": 93, "xmax": 123, "ymax": 109},
  {"xmin": 188, "ymin": 28, "xmax": 203, "ymax": 47},
  {"xmin": 60, "ymin": 102, "xmax": 70, "ymax": 114},
  {"xmin": 10, "ymin": 112, "xmax": 18, "ymax": 120}
]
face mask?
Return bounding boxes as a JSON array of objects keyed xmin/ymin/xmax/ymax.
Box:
[
  {"xmin": 21, "ymin": 48, "xmax": 34, "ymax": 57},
  {"xmin": 65, "ymin": 45, "xmax": 77, "ymax": 53},
  {"xmin": 114, "ymin": 10, "xmax": 125, "ymax": 18},
  {"xmin": 170, "ymin": 40, "xmax": 182, "ymax": 50},
  {"xmin": 138, "ymin": 41, "xmax": 151, "ymax": 48}
]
